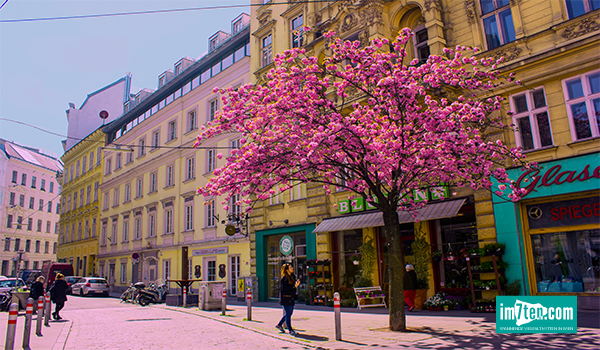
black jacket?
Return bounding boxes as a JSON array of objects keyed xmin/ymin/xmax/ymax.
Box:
[
  {"xmin": 279, "ymin": 274, "xmax": 296, "ymax": 306},
  {"xmin": 403, "ymin": 270, "xmax": 418, "ymax": 291},
  {"xmin": 29, "ymin": 281, "xmax": 44, "ymax": 301},
  {"xmin": 49, "ymin": 279, "xmax": 69, "ymax": 303}
]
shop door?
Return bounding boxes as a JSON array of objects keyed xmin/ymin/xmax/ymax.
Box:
[
  {"xmin": 378, "ymin": 224, "xmax": 415, "ymax": 293},
  {"xmin": 229, "ymin": 256, "xmax": 240, "ymax": 295}
]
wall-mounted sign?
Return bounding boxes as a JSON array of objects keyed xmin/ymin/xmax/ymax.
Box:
[
  {"xmin": 279, "ymin": 235, "xmax": 294, "ymax": 256},
  {"xmin": 192, "ymin": 247, "xmax": 228, "ymax": 256},
  {"xmin": 516, "ymin": 163, "xmax": 600, "ymax": 198},
  {"xmin": 526, "ymin": 196, "xmax": 599, "ymax": 229},
  {"xmin": 414, "ymin": 185, "xmax": 449, "ymax": 203}
]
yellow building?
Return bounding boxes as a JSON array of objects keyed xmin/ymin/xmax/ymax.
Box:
[
  {"xmin": 248, "ymin": 0, "xmax": 600, "ymax": 303},
  {"xmin": 99, "ymin": 14, "xmax": 252, "ymax": 295},
  {"xmin": 57, "ymin": 128, "xmax": 104, "ymax": 277}
]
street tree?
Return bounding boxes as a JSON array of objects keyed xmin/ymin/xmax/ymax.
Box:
[{"xmin": 196, "ymin": 29, "xmax": 531, "ymax": 331}]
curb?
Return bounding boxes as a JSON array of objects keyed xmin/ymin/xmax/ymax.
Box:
[
  {"xmin": 157, "ymin": 304, "xmax": 330, "ymax": 350},
  {"xmin": 51, "ymin": 319, "xmax": 73, "ymax": 350}
]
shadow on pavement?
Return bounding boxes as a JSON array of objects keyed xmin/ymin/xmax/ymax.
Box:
[{"xmin": 294, "ymin": 333, "xmax": 329, "ymax": 341}]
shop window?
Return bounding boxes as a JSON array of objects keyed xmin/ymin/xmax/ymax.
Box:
[
  {"xmin": 531, "ymin": 229, "xmax": 599, "ymax": 293},
  {"xmin": 266, "ymin": 232, "xmax": 307, "ymax": 299},
  {"xmin": 510, "ymin": 88, "xmax": 553, "ymax": 150},
  {"xmin": 480, "ymin": 0, "xmax": 515, "ymax": 50},
  {"xmin": 562, "ymin": 70, "xmax": 600, "ymax": 141},
  {"xmin": 565, "ymin": 0, "xmax": 600, "ymax": 19}
]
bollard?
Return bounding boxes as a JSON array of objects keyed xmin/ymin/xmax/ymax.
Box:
[
  {"xmin": 221, "ymin": 290, "xmax": 227, "ymax": 315},
  {"xmin": 246, "ymin": 289, "xmax": 252, "ymax": 321},
  {"xmin": 5, "ymin": 303, "xmax": 18, "ymax": 350},
  {"xmin": 333, "ymin": 292, "xmax": 342, "ymax": 341},
  {"xmin": 183, "ymin": 286, "xmax": 187, "ymax": 308},
  {"xmin": 44, "ymin": 292, "xmax": 51, "ymax": 326},
  {"xmin": 23, "ymin": 298, "xmax": 34, "ymax": 349},
  {"xmin": 35, "ymin": 296, "xmax": 43, "ymax": 335}
]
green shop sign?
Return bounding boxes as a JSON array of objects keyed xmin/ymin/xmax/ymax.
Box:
[
  {"xmin": 337, "ymin": 185, "xmax": 450, "ymax": 214},
  {"xmin": 338, "ymin": 197, "xmax": 376, "ymax": 214},
  {"xmin": 279, "ymin": 235, "xmax": 294, "ymax": 256}
]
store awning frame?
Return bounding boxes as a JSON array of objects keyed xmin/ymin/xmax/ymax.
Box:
[{"xmin": 312, "ymin": 198, "xmax": 467, "ymax": 233}]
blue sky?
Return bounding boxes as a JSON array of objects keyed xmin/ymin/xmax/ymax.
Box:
[{"xmin": 0, "ymin": 0, "xmax": 249, "ymax": 158}]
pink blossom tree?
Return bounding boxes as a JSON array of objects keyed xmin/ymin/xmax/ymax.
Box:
[{"xmin": 196, "ymin": 29, "xmax": 530, "ymax": 331}]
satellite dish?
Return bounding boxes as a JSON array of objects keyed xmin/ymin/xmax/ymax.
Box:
[
  {"xmin": 225, "ymin": 225, "xmax": 236, "ymax": 236},
  {"xmin": 99, "ymin": 110, "xmax": 109, "ymax": 119}
]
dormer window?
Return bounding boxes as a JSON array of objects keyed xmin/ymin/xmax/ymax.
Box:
[
  {"xmin": 175, "ymin": 63, "xmax": 182, "ymax": 75},
  {"xmin": 159, "ymin": 76, "xmax": 166, "ymax": 88},
  {"xmin": 233, "ymin": 19, "xmax": 243, "ymax": 34},
  {"xmin": 210, "ymin": 37, "xmax": 219, "ymax": 51}
]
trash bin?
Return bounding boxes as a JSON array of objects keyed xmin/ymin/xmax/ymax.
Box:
[
  {"xmin": 198, "ymin": 281, "xmax": 225, "ymax": 310},
  {"xmin": 236, "ymin": 276, "xmax": 258, "ymax": 301}
]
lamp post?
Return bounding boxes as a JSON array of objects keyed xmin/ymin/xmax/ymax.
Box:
[{"xmin": 11, "ymin": 250, "xmax": 26, "ymax": 277}]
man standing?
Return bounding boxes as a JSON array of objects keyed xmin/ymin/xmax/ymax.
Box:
[{"xmin": 403, "ymin": 264, "xmax": 418, "ymax": 312}]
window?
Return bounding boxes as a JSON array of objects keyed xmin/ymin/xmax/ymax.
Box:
[
  {"xmin": 46, "ymin": 221, "xmax": 50, "ymax": 234},
  {"xmin": 230, "ymin": 138, "xmax": 240, "ymax": 153},
  {"xmin": 136, "ymin": 178, "xmax": 143, "ymax": 198},
  {"xmin": 207, "ymin": 260, "xmax": 216, "ymax": 281},
  {"xmin": 75, "ymin": 161, "xmax": 80, "ymax": 178},
  {"xmin": 48, "ymin": 201, "xmax": 52, "ymax": 213},
  {"xmin": 101, "ymin": 224, "xmax": 107, "ymax": 246},
  {"xmin": 166, "ymin": 165, "xmax": 174, "ymax": 187},
  {"xmin": 481, "ymin": 0, "xmax": 515, "ymax": 50},
  {"xmin": 291, "ymin": 14, "xmax": 304, "ymax": 48},
  {"xmin": 233, "ymin": 19, "xmax": 243, "ymax": 34},
  {"xmin": 86, "ymin": 185, "xmax": 91, "ymax": 204},
  {"xmin": 185, "ymin": 204, "xmax": 194, "ymax": 231},
  {"xmin": 92, "ymin": 218, "xmax": 97, "ymax": 237},
  {"xmin": 14, "ymin": 238, "xmax": 20, "ymax": 251},
  {"xmin": 124, "ymin": 183, "xmax": 131, "ymax": 202},
  {"xmin": 57, "ymin": 203, "xmax": 61, "ymax": 214},
  {"xmin": 69, "ymin": 165, "xmax": 73, "ymax": 181},
  {"xmin": 17, "ymin": 216, "xmax": 22, "ymax": 230},
  {"xmin": 566, "ymin": 0, "xmax": 600, "ymax": 19},
  {"xmin": 127, "ymin": 152, "xmax": 133, "ymax": 164},
  {"xmin": 139, "ymin": 139, "xmax": 146, "ymax": 157},
  {"xmin": 165, "ymin": 209, "xmax": 173, "ymax": 234},
  {"xmin": 209, "ymin": 100, "xmax": 218, "ymax": 122},
  {"xmin": 120, "ymin": 263, "xmax": 127, "ymax": 283},
  {"xmin": 111, "ymin": 221, "xmax": 117, "ymax": 244},
  {"xmin": 105, "ymin": 158, "xmax": 112, "ymax": 174},
  {"xmin": 230, "ymin": 194, "xmax": 241, "ymax": 217},
  {"xmin": 163, "ymin": 260, "xmax": 170, "ymax": 279},
  {"xmin": 25, "ymin": 239, "xmax": 30, "ymax": 252},
  {"xmin": 563, "ymin": 70, "xmax": 600, "ymax": 140},
  {"xmin": 29, "ymin": 197, "xmax": 34, "ymax": 209},
  {"xmin": 205, "ymin": 200, "xmax": 215, "ymax": 227},
  {"xmin": 113, "ymin": 188, "xmax": 120, "ymax": 207},
  {"xmin": 186, "ymin": 157, "xmax": 195, "ymax": 180},
  {"xmin": 73, "ymin": 192, "xmax": 77, "ymax": 209},
  {"xmin": 116, "ymin": 154, "xmax": 122, "ymax": 169},
  {"xmin": 84, "ymin": 220, "xmax": 89, "ymax": 238},
  {"xmin": 262, "ymin": 34, "xmax": 272, "ymax": 67},
  {"xmin": 89, "ymin": 151, "xmax": 94, "ymax": 171},
  {"xmin": 159, "ymin": 76, "xmax": 166, "ymax": 87},
  {"xmin": 35, "ymin": 240, "xmax": 40, "ymax": 253},
  {"xmin": 11, "ymin": 171, "xmax": 17, "ymax": 183},
  {"xmin": 210, "ymin": 37, "xmax": 219, "ymax": 51},
  {"xmin": 49, "ymin": 182, "xmax": 54, "ymax": 193},
  {"xmin": 207, "ymin": 149, "xmax": 215, "ymax": 173},
  {"xmin": 44, "ymin": 242, "xmax": 49, "ymax": 254},
  {"xmin": 187, "ymin": 110, "xmax": 197, "ymax": 132},
  {"xmin": 78, "ymin": 222, "xmax": 82, "ymax": 240},
  {"xmin": 94, "ymin": 182, "xmax": 99, "ymax": 201},
  {"xmin": 4, "ymin": 238, "xmax": 10, "ymax": 251},
  {"xmin": 37, "ymin": 219, "xmax": 42, "ymax": 232},
  {"xmin": 149, "ymin": 172, "xmax": 157, "ymax": 193},
  {"xmin": 21, "ymin": 173, "xmax": 26, "ymax": 186},
  {"xmin": 123, "ymin": 220, "xmax": 129, "ymax": 242},
  {"xmin": 134, "ymin": 217, "xmax": 141, "ymax": 240},
  {"xmin": 148, "ymin": 213, "xmax": 156, "ymax": 237},
  {"xmin": 152, "ymin": 131, "xmax": 160, "ymax": 150},
  {"xmin": 168, "ymin": 121, "xmax": 176, "ymax": 141},
  {"xmin": 175, "ymin": 63, "xmax": 183, "ymax": 75},
  {"xmin": 39, "ymin": 199, "xmax": 44, "ymax": 211},
  {"xmin": 9, "ymin": 193, "xmax": 15, "ymax": 206},
  {"xmin": 103, "ymin": 193, "xmax": 109, "ymax": 210},
  {"xmin": 414, "ymin": 26, "xmax": 430, "ymax": 63},
  {"xmin": 40, "ymin": 179, "xmax": 46, "ymax": 191},
  {"xmin": 19, "ymin": 194, "xmax": 24, "ymax": 207},
  {"xmin": 82, "ymin": 156, "xmax": 87, "ymax": 174},
  {"xmin": 6, "ymin": 215, "xmax": 12, "ymax": 228}
]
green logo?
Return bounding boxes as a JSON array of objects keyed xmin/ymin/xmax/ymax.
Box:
[
  {"xmin": 279, "ymin": 235, "xmax": 294, "ymax": 256},
  {"xmin": 496, "ymin": 296, "xmax": 577, "ymax": 333}
]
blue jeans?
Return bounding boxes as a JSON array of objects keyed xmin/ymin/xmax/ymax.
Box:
[{"xmin": 277, "ymin": 304, "xmax": 294, "ymax": 331}]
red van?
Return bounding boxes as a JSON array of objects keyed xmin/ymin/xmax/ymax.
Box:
[{"xmin": 41, "ymin": 261, "xmax": 74, "ymax": 289}]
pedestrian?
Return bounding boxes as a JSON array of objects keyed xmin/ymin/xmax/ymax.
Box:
[
  {"xmin": 275, "ymin": 263, "xmax": 300, "ymax": 336},
  {"xmin": 29, "ymin": 276, "xmax": 45, "ymax": 314},
  {"xmin": 48, "ymin": 273, "xmax": 69, "ymax": 320},
  {"xmin": 403, "ymin": 264, "xmax": 418, "ymax": 312}
]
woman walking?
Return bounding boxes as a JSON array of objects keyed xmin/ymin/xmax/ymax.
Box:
[
  {"xmin": 49, "ymin": 273, "xmax": 69, "ymax": 320},
  {"xmin": 29, "ymin": 276, "xmax": 45, "ymax": 314},
  {"xmin": 275, "ymin": 263, "xmax": 300, "ymax": 336}
]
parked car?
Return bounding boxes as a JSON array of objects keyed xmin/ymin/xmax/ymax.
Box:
[
  {"xmin": 65, "ymin": 276, "xmax": 83, "ymax": 295},
  {"xmin": 71, "ymin": 277, "xmax": 109, "ymax": 297},
  {"xmin": 0, "ymin": 278, "xmax": 26, "ymax": 293}
]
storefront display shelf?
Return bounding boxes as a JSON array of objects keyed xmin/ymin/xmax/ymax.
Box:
[
  {"xmin": 466, "ymin": 253, "xmax": 504, "ymax": 308},
  {"xmin": 306, "ymin": 261, "xmax": 332, "ymax": 306}
]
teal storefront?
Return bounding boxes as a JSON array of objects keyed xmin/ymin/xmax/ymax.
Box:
[
  {"xmin": 493, "ymin": 152, "xmax": 599, "ymax": 296},
  {"xmin": 255, "ymin": 224, "xmax": 316, "ymax": 301}
]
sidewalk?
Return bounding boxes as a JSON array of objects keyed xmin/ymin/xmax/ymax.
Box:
[
  {"xmin": 0, "ymin": 309, "xmax": 71, "ymax": 350},
  {"xmin": 156, "ymin": 299, "xmax": 600, "ymax": 350}
]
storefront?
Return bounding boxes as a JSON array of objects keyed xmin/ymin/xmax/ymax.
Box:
[
  {"xmin": 493, "ymin": 152, "xmax": 600, "ymax": 296},
  {"xmin": 255, "ymin": 224, "xmax": 316, "ymax": 301}
]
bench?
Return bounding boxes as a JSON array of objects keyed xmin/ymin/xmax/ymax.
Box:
[{"xmin": 354, "ymin": 286, "xmax": 387, "ymax": 310}]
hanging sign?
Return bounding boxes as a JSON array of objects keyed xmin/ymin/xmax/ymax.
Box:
[{"xmin": 279, "ymin": 235, "xmax": 294, "ymax": 256}]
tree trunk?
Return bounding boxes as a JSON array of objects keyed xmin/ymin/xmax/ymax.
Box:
[{"xmin": 382, "ymin": 209, "xmax": 406, "ymax": 331}]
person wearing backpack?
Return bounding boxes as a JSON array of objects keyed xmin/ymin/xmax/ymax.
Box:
[
  {"xmin": 29, "ymin": 276, "xmax": 45, "ymax": 314},
  {"xmin": 48, "ymin": 274, "xmax": 68, "ymax": 320}
]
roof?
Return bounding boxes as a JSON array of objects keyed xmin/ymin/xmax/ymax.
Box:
[{"xmin": 1, "ymin": 139, "xmax": 63, "ymax": 172}]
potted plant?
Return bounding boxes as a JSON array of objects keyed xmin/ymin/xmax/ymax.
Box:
[
  {"xmin": 483, "ymin": 242, "xmax": 506, "ymax": 256},
  {"xmin": 411, "ymin": 228, "xmax": 432, "ymax": 309},
  {"xmin": 432, "ymin": 250, "xmax": 443, "ymax": 262},
  {"xmin": 443, "ymin": 299, "xmax": 453, "ymax": 311},
  {"xmin": 348, "ymin": 252, "xmax": 361, "ymax": 265}
]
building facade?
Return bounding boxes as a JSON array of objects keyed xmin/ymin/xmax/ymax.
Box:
[
  {"xmin": 57, "ymin": 128, "xmax": 105, "ymax": 277},
  {"xmin": 248, "ymin": 0, "xmax": 600, "ymax": 302},
  {"xmin": 99, "ymin": 14, "xmax": 252, "ymax": 294},
  {"xmin": 0, "ymin": 139, "xmax": 62, "ymax": 276}
]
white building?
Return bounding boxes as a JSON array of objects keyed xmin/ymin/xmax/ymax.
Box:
[{"xmin": 0, "ymin": 139, "xmax": 63, "ymax": 276}]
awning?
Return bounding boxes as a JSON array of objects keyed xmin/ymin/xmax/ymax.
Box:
[{"xmin": 312, "ymin": 198, "xmax": 466, "ymax": 233}]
